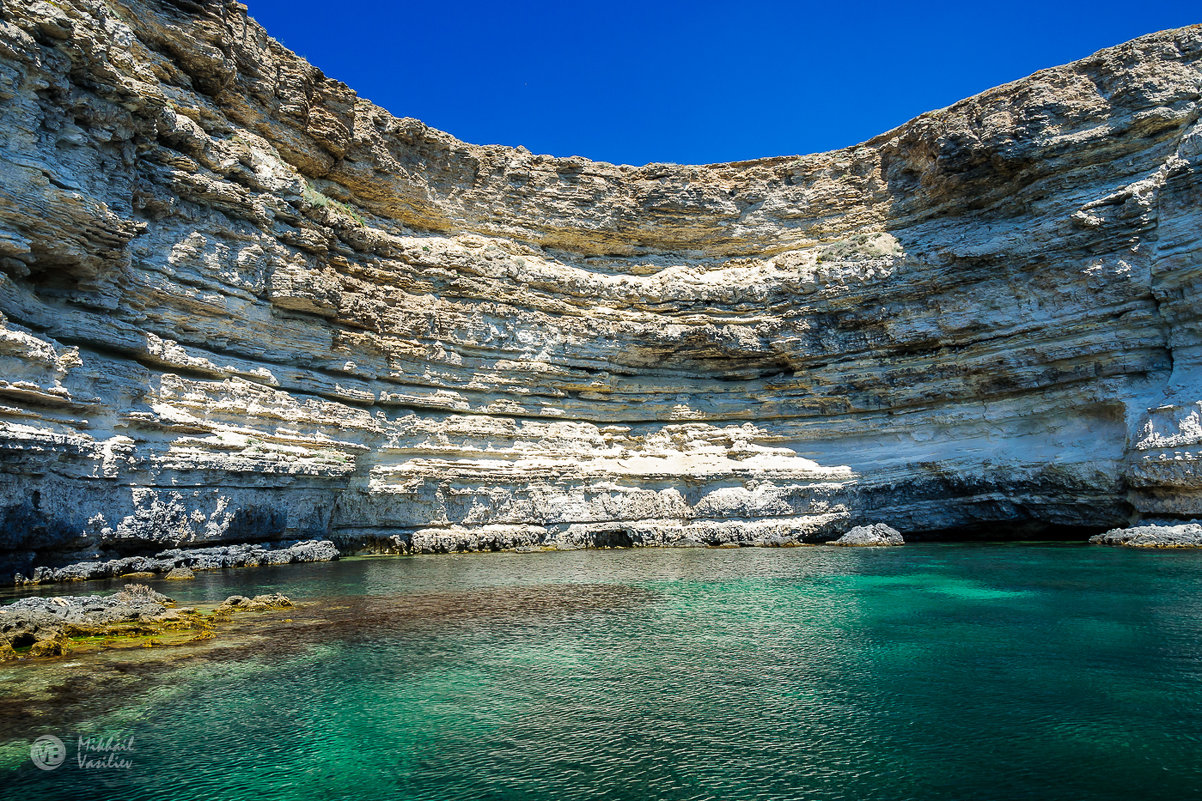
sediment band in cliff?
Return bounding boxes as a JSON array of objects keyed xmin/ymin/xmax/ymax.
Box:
[{"xmin": 1, "ymin": 2, "xmax": 1200, "ymax": 575}]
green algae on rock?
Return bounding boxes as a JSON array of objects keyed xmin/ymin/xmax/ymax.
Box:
[{"xmin": 0, "ymin": 584, "xmax": 295, "ymax": 661}]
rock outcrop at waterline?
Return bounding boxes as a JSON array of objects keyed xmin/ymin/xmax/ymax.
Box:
[
  {"xmin": 1090, "ymin": 522, "xmax": 1202, "ymax": 547},
  {"xmin": 0, "ymin": 583, "xmax": 294, "ymax": 659},
  {"xmin": 15, "ymin": 538, "xmax": 337, "ymax": 584},
  {"xmin": 0, "ymin": 1, "xmax": 1199, "ymax": 575},
  {"xmin": 826, "ymin": 524, "xmax": 905, "ymax": 547}
]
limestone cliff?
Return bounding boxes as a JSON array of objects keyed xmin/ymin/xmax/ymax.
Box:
[{"xmin": 0, "ymin": 0, "xmax": 1199, "ymax": 575}]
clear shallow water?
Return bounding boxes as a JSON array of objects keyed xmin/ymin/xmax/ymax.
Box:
[{"xmin": 4, "ymin": 543, "xmax": 1202, "ymax": 800}]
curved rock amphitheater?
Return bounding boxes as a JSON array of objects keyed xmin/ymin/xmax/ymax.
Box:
[{"xmin": 1, "ymin": 1, "xmax": 1199, "ymax": 574}]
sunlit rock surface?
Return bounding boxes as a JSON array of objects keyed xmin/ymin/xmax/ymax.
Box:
[
  {"xmin": 1090, "ymin": 522, "xmax": 1202, "ymax": 548},
  {"xmin": 0, "ymin": 1, "xmax": 1199, "ymax": 574},
  {"xmin": 826, "ymin": 524, "xmax": 905, "ymax": 547}
]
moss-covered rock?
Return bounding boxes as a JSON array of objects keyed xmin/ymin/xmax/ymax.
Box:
[{"xmin": 0, "ymin": 584, "xmax": 294, "ymax": 660}]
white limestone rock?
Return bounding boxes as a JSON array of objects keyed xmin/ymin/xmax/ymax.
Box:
[
  {"xmin": 826, "ymin": 524, "xmax": 905, "ymax": 547},
  {"xmin": 0, "ymin": 1, "xmax": 1199, "ymax": 577},
  {"xmin": 1089, "ymin": 523, "xmax": 1202, "ymax": 548}
]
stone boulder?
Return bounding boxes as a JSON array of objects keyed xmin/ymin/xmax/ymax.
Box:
[{"xmin": 826, "ymin": 524, "xmax": 905, "ymax": 547}]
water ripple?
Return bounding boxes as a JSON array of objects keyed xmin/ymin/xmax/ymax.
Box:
[{"xmin": 4, "ymin": 545, "xmax": 1202, "ymax": 800}]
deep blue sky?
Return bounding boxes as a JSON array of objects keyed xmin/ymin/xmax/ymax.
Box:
[{"xmin": 246, "ymin": 2, "xmax": 1199, "ymax": 166}]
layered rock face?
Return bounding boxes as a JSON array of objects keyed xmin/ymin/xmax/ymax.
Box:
[{"xmin": 0, "ymin": 0, "xmax": 1199, "ymax": 575}]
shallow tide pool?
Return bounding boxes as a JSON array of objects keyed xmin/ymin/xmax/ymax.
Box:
[{"xmin": 3, "ymin": 543, "xmax": 1202, "ymax": 800}]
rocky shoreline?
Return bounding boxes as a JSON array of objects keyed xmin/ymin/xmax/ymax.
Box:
[
  {"xmin": 1089, "ymin": 522, "xmax": 1202, "ymax": 548},
  {"xmin": 11, "ymin": 522, "xmax": 914, "ymax": 586},
  {"xmin": 14, "ymin": 540, "xmax": 339, "ymax": 586},
  {"xmin": 0, "ymin": 583, "xmax": 294, "ymax": 661},
  {"xmin": 4, "ymin": 522, "xmax": 1200, "ymax": 663},
  {"xmin": 17, "ymin": 518, "xmax": 1202, "ymax": 589}
]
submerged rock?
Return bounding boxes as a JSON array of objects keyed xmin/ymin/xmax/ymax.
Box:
[
  {"xmin": 1089, "ymin": 523, "xmax": 1202, "ymax": 548},
  {"xmin": 826, "ymin": 524, "xmax": 905, "ymax": 547}
]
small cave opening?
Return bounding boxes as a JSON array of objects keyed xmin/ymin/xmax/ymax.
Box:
[{"xmin": 903, "ymin": 521, "xmax": 1110, "ymax": 543}]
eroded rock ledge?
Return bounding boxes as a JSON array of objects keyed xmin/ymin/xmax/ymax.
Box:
[
  {"xmin": 1090, "ymin": 522, "xmax": 1202, "ymax": 548},
  {"xmin": 0, "ymin": 1, "xmax": 1200, "ymax": 575},
  {"xmin": 15, "ymin": 538, "xmax": 337, "ymax": 584}
]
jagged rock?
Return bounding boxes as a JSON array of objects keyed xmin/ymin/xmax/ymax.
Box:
[
  {"xmin": 29, "ymin": 631, "xmax": 70, "ymax": 658},
  {"xmin": 17, "ymin": 540, "xmax": 340, "ymax": 585},
  {"xmin": 0, "ymin": 1, "xmax": 1199, "ymax": 568},
  {"xmin": 1089, "ymin": 523, "xmax": 1202, "ymax": 548},
  {"xmin": 113, "ymin": 583, "xmax": 174, "ymax": 606},
  {"xmin": 0, "ymin": 583, "xmax": 172, "ymax": 649},
  {"xmin": 214, "ymin": 596, "xmax": 251, "ymax": 614},
  {"xmin": 215, "ymin": 592, "xmax": 292, "ymax": 613},
  {"xmin": 826, "ymin": 524, "xmax": 905, "ymax": 547},
  {"xmin": 155, "ymin": 540, "xmax": 340, "ymax": 570},
  {"xmin": 0, "ymin": 582, "xmax": 290, "ymax": 658},
  {"xmin": 247, "ymin": 593, "xmax": 293, "ymax": 610},
  {"xmin": 164, "ymin": 566, "xmax": 195, "ymax": 580}
]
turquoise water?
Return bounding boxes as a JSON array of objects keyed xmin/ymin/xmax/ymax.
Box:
[{"xmin": 4, "ymin": 544, "xmax": 1202, "ymax": 800}]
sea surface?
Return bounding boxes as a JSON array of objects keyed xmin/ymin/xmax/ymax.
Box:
[{"xmin": 3, "ymin": 543, "xmax": 1202, "ymax": 800}]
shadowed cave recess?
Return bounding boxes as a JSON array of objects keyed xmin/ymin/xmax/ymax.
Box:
[{"xmin": 0, "ymin": 0, "xmax": 1200, "ymax": 577}]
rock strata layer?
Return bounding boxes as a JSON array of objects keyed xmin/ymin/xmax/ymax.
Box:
[{"xmin": 0, "ymin": 1, "xmax": 1200, "ymax": 575}]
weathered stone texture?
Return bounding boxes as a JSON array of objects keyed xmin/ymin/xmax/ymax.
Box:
[{"xmin": 0, "ymin": 2, "xmax": 1199, "ymax": 573}]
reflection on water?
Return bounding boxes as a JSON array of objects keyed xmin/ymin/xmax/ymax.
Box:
[{"xmin": 3, "ymin": 544, "xmax": 1202, "ymax": 800}]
